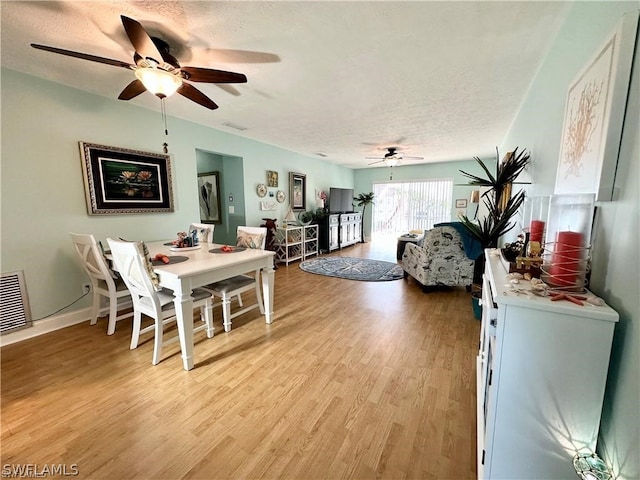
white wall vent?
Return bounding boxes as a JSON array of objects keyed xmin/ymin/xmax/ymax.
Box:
[{"xmin": 1, "ymin": 271, "xmax": 33, "ymax": 335}]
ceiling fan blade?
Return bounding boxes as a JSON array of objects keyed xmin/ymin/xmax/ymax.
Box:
[
  {"xmin": 403, "ymin": 156, "xmax": 424, "ymax": 160},
  {"xmin": 180, "ymin": 66, "xmax": 247, "ymax": 84},
  {"xmin": 368, "ymin": 160, "xmax": 385, "ymax": 165},
  {"xmin": 177, "ymin": 83, "xmax": 218, "ymax": 110},
  {"xmin": 118, "ymin": 80, "xmax": 147, "ymax": 100},
  {"xmin": 120, "ymin": 15, "xmax": 163, "ymax": 62},
  {"xmin": 31, "ymin": 44, "xmax": 133, "ymax": 69}
]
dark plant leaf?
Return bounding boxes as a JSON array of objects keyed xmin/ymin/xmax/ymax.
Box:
[
  {"xmin": 458, "ymin": 147, "xmax": 530, "ymax": 248},
  {"xmin": 354, "ymin": 192, "xmax": 375, "ymax": 207}
]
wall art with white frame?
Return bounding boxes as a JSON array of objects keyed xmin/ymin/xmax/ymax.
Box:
[{"xmin": 554, "ymin": 11, "xmax": 638, "ymax": 202}]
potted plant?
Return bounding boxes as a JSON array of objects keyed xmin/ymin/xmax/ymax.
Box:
[
  {"xmin": 311, "ymin": 208, "xmax": 328, "ymax": 224},
  {"xmin": 458, "ymin": 147, "xmax": 530, "ymax": 282},
  {"xmin": 298, "ymin": 210, "xmax": 314, "ymax": 225},
  {"xmin": 353, "ymin": 192, "xmax": 375, "ymax": 243}
]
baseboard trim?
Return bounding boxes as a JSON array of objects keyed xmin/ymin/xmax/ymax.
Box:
[{"xmin": 0, "ymin": 308, "xmax": 93, "ymax": 347}]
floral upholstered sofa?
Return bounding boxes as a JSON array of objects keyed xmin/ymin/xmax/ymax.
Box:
[{"xmin": 401, "ymin": 225, "xmax": 475, "ymax": 291}]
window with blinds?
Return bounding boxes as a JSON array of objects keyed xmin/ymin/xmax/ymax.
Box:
[{"xmin": 372, "ymin": 178, "xmax": 453, "ymax": 238}]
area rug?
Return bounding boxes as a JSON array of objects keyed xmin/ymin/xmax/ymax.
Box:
[{"xmin": 299, "ymin": 257, "xmax": 404, "ymax": 281}]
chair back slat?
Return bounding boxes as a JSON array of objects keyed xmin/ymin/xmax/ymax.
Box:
[
  {"xmin": 69, "ymin": 233, "xmax": 116, "ymax": 287},
  {"xmin": 107, "ymin": 238, "xmax": 162, "ymax": 314}
]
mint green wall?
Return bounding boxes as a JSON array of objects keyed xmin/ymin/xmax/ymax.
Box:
[
  {"xmin": 0, "ymin": 68, "xmax": 352, "ymax": 319},
  {"xmin": 502, "ymin": 3, "xmax": 639, "ymax": 478},
  {"xmin": 221, "ymin": 153, "xmax": 248, "ymax": 245},
  {"xmin": 354, "ymin": 157, "xmax": 498, "ymax": 239},
  {"xmin": 195, "ymin": 149, "xmax": 246, "ymax": 245}
]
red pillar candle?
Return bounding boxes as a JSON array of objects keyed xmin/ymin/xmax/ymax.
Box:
[
  {"xmin": 549, "ymin": 231, "xmax": 584, "ymax": 287},
  {"xmin": 529, "ymin": 220, "xmax": 545, "ymax": 243}
]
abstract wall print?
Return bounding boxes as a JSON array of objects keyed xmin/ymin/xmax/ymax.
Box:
[
  {"xmin": 198, "ymin": 171, "xmax": 222, "ymax": 224},
  {"xmin": 555, "ymin": 12, "xmax": 638, "ymax": 201},
  {"xmin": 79, "ymin": 142, "xmax": 174, "ymax": 215},
  {"xmin": 289, "ymin": 172, "xmax": 306, "ymax": 211}
]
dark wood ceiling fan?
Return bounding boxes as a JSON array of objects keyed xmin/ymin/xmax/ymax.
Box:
[
  {"xmin": 366, "ymin": 147, "xmax": 424, "ymax": 166},
  {"xmin": 31, "ymin": 15, "xmax": 247, "ymax": 110}
]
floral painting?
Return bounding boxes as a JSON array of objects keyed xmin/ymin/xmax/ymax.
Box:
[
  {"xmin": 101, "ymin": 161, "xmax": 162, "ymax": 200},
  {"xmin": 555, "ymin": 12, "xmax": 638, "ymax": 201},
  {"xmin": 80, "ymin": 142, "xmax": 174, "ymax": 215}
]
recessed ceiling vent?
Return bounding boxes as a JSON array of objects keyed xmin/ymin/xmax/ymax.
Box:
[
  {"xmin": 1, "ymin": 271, "xmax": 33, "ymax": 335},
  {"xmin": 222, "ymin": 122, "xmax": 248, "ymax": 131}
]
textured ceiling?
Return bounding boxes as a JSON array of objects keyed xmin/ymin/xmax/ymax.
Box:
[{"xmin": 1, "ymin": 1, "xmax": 572, "ymax": 168}]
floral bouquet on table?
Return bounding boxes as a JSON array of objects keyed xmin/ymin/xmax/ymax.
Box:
[{"xmin": 172, "ymin": 231, "xmax": 198, "ymax": 248}]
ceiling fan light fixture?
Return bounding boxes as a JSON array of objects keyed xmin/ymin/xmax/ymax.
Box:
[
  {"xmin": 135, "ymin": 68, "xmax": 181, "ymax": 98},
  {"xmin": 384, "ymin": 158, "xmax": 400, "ymax": 167}
]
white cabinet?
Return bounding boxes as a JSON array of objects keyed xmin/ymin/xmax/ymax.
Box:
[
  {"xmin": 327, "ymin": 215, "xmax": 340, "ymax": 251},
  {"xmin": 477, "ymin": 249, "xmax": 618, "ymax": 480},
  {"xmin": 274, "ymin": 224, "xmax": 319, "ymax": 265},
  {"xmin": 339, "ymin": 213, "xmax": 362, "ymax": 248}
]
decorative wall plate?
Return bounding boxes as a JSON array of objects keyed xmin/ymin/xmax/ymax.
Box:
[
  {"xmin": 276, "ymin": 190, "xmax": 286, "ymax": 203},
  {"xmin": 256, "ymin": 183, "xmax": 267, "ymax": 197}
]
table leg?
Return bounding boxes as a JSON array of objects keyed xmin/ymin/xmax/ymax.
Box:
[
  {"xmin": 262, "ymin": 265, "xmax": 275, "ymax": 324},
  {"xmin": 173, "ymin": 284, "xmax": 195, "ymax": 371}
]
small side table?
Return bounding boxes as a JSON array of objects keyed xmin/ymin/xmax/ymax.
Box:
[{"xmin": 396, "ymin": 233, "xmax": 424, "ymax": 260}]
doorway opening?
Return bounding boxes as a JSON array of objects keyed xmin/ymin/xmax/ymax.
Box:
[{"xmin": 195, "ymin": 149, "xmax": 245, "ymax": 245}]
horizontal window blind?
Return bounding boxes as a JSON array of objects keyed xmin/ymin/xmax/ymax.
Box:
[{"xmin": 372, "ymin": 179, "xmax": 453, "ymax": 237}]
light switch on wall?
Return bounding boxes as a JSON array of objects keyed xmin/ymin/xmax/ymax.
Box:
[{"xmin": 228, "ymin": 206, "xmax": 235, "ymax": 214}]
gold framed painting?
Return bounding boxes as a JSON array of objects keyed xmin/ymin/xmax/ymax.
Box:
[{"xmin": 79, "ymin": 142, "xmax": 174, "ymax": 215}]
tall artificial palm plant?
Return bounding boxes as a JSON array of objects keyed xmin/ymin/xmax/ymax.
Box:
[
  {"xmin": 458, "ymin": 147, "xmax": 530, "ymax": 249},
  {"xmin": 354, "ymin": 192, "xmax": 375, "ymax": 243}
]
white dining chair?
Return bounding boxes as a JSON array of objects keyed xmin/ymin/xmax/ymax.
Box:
[
  {"xmin": 189, "ymin": 223, "xmax": 215, "ymax": 243},
  {"xmin": 106, "ymin": 238, "xmax": 214, "ymax": 365},
  {"xmin": 203, "ymin": 226, "xmax": 267, "ymax": 332},
  {"xmin": 69, "ymin": 232, "xmax": 133, "ymax": 335}
]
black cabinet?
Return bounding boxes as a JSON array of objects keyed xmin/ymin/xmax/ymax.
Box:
[
  {"xmin": 319, "ymin": 213, "xmax": 361, "ymax": 252},
  {"xmin": 319, "ymin": 214, "xmax": 340, "ymax": 252}
]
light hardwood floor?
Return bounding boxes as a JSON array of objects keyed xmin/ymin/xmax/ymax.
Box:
[{"xmin": 1, "ymin": 242, "xmax": 480, "ymax": 479}]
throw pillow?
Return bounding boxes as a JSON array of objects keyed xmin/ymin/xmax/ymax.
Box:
[
  {"xmin": 189, "ymin": 225, "xmax": 213, "ymax": 244},
  {"xmin": 140, "ymin": 242, "xmax": 161, "ymax": 291},
  {"xmin": 237, "ymin": 232, "xmax": 265, "ymax": 249},
  {"xmin": 99, "ymin": 240, "xmax": 120, "ymax": 279}
]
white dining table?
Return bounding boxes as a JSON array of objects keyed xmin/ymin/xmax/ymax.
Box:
[{"xmin": 144, "ymin": 241, "xmax": 276, "ymax": 370}]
